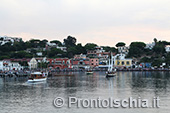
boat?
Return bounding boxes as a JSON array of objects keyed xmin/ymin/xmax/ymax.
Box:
[
  {"xmin": 86, "ymin": 69, "xmax": 93, "ymax": 75},
  {"xmin": 106, "ymin": 52, "xmax": 116, "ymax": 77},
  {"xmin": 27, "ymin": 72, "xmax": 48, "ymax": 82}
]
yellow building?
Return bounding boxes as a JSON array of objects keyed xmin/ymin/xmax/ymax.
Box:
[{"xmin": 114, "ymin": 59, "xmax": 132, "ymax": 67}]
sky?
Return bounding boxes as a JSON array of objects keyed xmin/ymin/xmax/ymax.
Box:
[{"xmin": 0, "ymin": 0, "xmax": 170, "ymax": 46}]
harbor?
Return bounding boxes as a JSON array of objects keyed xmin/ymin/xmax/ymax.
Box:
[
  {"xmin": 0, "ymin": 71, "xmax": 170, "ymax": 113},
  {"xmin": 0, "ymin": 0, "xmax": 170, "ymax": 112}
]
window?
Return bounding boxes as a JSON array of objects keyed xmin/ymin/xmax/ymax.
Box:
[
  {"xmin": 91, "ymin": 63, "xmax": 93, "ymax": 65},
  {"xmin": 117, "ymin": 61, "xmax": 120, "ymax": 65},
  {"xmin": 122, "ymin": 61, "xmax": 124, "ymax": 65},
  {"xmin": 126, "ymin": 61, "xmax": 130, "ymax": 65}
]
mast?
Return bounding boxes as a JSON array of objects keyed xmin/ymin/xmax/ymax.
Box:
[
  {"xmin": 111, "ymin": 52, "xmax": 113, "ymax": 71},
  {"xmin": 108, "ymin": 57, "xmax": 110, "ymax": 72}
]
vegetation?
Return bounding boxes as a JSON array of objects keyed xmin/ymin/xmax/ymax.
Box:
[
  {"xmin": 0, "ymin": 35, "xmax": 117, "ymax": 59},
  {"xmin": 115, "ymin": 42, "xmax": 126, "ymax": 47},
  {"xmin": 128, "ymin": 42, "xmax": 146, "ymax": 57},
  {"xmin": 1, "ymin": 36, "xmax": 170, "ymax": 68}
]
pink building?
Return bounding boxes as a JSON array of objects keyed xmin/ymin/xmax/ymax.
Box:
[
  {"xmin": 71, "ymin": 54, "xmax": 90, "ymax": 69},
  {"xmin": 48, "ymin": 58, "xmax": 72, "ymax": 69},
  {"xmin": 90, "ymin": 58, "xmax": 99, "ymax": 67}
]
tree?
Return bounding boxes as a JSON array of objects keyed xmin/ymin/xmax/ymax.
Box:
[
  {"xmin": 63, "ymin": 36, "xmax": 76, "ymax": 47},
  {"xmin": 153, "ymin": 41, "xmax": 166, "ymax": 54},
  {"xmin": 116, "ymin": 42, "xmax": 126, "ymax": 47},
  {"xmin": 84, "ymin": 43, "xmax": 97, "ymax": 50},
  {"xmin": 50, "ymin": 40, "xmax": 62, "ymax": 46},
  {"xmin": 102, "ymin": 46, "xmax": 117, "ymax": 53},
  {"xmin": 39, "ymin": 39, "xmax": 48, "ymax": 47},
  {"xmin": 75, "ymin": 43, "xmax": 86, "ymax": 54},
  {"xmin": 48, "ymin": 48, "xmax": 63, "ymax": 58},
  {"xmin": 153, "ymin": 38, "xmax": 157, "ymax": 43},
  {"xmin": 140, "ymin": 57, "xmax": 152, "ymax": 63},
  {"xmin": 128, "ymin": 42, "xmax": 146, "ymax": 57},
  {"xmin": 67, "ymin": 47, "xmax": 78, "ymax": 58}
]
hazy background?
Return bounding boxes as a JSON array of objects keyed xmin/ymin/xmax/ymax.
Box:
[{"xmin": 0, "ymin": 0, "xmax": 170, "ymax": 46}]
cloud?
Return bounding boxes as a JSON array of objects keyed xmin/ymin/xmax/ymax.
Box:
[{"xmin": 0, "ymin": 0, "xmax": 170, "ymax": 46}]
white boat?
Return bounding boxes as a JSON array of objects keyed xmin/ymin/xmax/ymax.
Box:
[
  {"xmin": 106, "ymin": 52, "xmax": 116, "ymax": 77},
  {"xmin": 27, "ymin": 72, "xmax": 48, "ymax": 82}
]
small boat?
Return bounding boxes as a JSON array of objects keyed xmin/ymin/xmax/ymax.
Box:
[
  {"xmin": 86, "ymin": 70, "xmax": 93, "ymax": 75},
  {"xmin": 106, "ymin": 70, "xmax": 116, "ymax": 77},
  {"xmin": 27, "ymin": 72, "xmax": 47, "ymax": 82},
  {"xmin": 106, "ymin": 52, "xmax": 116, "ymax": 77},
  {"xmin": 86, "ymin": 68, "xmax": 94, "ymax": 75}
]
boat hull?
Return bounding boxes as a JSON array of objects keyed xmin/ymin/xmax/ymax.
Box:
[
  {"xmin": 106, "ymin": 72, "xmax": 116, "ymax": 77},
  {"xmin": 27, "ymin": 77, "xmax": 47, "ymax": 82},
  {"xmin": 86, "ymin": 71, "xmax": 93, "ymax": 74}
]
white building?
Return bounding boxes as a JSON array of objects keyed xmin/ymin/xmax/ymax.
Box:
[
  {"xmin": 0, "ymin": 61, "xmax": 3, "ymax": 70},
  {"xmin": 35, "ymin": 57, "xmax": 48, "ymax": 63},
  {"xmin": 165, "ymin": 45, "xmax": 170, "ymax": 53},
  {"xmin": 95, "ymin": 46, "xmax": 105, "ymax": 53},
  {"xmin": 36, "ymin": 52, "xmax": 43, "ymax": 56},
  {"xmin": 0, "ymin": 61, "xmax": 23, "ymax": 71},
  {"xmin": 9, "ymin": 62, "xmax": 23, "ymax": 70},
  {"xmin": 46, "ymin": 42, "xmax": 67, "ymax": 52},
  {"xmin": 0, "ymin": 36, "xmax": 21, "ymax": 46},
  {"xmin": 46, "ymin": 42, "xmax": 57, "ymax": 47},
  {"xmin": 28, "ymin": 58, "xmax": 38, "ymax": 69},
  {"xmin": 56, "ymin": 46, "xmax": 67, "ymax": 52},
  {"xmin": 145, "ymin": 42, "xmax": 155, "ymax": 49},
  {"xmin": 117, "ymin": 46, "xmax": 129, "ymax": 54}
]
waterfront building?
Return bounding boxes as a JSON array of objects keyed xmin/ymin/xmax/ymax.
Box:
[
  {"xmin": 35, "ymin": 57, "xmax": 48, "ymax": 63},
  {"xmin": 9, "ymin": 62, "xmax": 23, "ymax": 70},
  {"xmin": 0, "ymin": 60, "xmax": 23, "ymax": 71},
  {"xmin": 72, "ymin": 54, "xmax": 90, "ymax": 69},
  {"xmin": 139, "ymin": 63, "xmax": 152, "ymax": 68},
  {"xmin": 28, "ymin": 58, "xmax": 38, "ymax": 69},
  {"xmin": 89, "ymin": 58, "xmax": 99, "ymax": 68},
  {"xmin": 114, "ymin": 54, "xmax": 132, "ymax": 68},
  {"xmin": 87, "ymin": 46, "xmax": 115, "ymax": 68},
  {"xmin": 48, "ymin": 58, "xmax": 72, "ymax": 69}
]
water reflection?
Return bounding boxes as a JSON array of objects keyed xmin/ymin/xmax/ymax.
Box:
[{"xmin": 0, "ymin": 72, "xmax": 170, "ymax": 113}]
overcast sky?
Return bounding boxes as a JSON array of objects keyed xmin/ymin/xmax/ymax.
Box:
[{"xmin": 0, "ymin": 0, "xmax": 170, "ymax": 46}]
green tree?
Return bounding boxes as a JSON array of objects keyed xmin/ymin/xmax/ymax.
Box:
[
  {"xmin": 75, "ymin": 43, "xmax": 86, "ymax": 54},
  {"xmin": 48, "ymin": 48, "xmax": 64, "ymax": 58},
  {"xmin": 116, "ymin": 42, "xmax": 126, "ymax": 47},
  {"xmin": 102, "ymin": 46, "xmax": 117, "ymax": 53},
  {"xmin": 64, "ymin": 36, "xmax": 76, "ymax": 47},
  {"xmin": 128, "ymin": 42, "xmax": 146, "ymax": 57},
  {"xmin": 84, "ymin": 43, "xmax": 97, "ymax": 50},
  {"xmin": 153, "ymin": 38, "xmax": 157, "ymax": 43}
]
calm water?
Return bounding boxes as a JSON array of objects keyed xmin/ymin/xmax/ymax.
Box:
[{"xmin": 0, "ymin": 72, "xmax": 170, "ymax": 113}]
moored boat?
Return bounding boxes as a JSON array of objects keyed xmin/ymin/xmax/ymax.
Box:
[
  {"xmin": 106, "ymin": 70, "xmax": 116, "ymax": 77},
  {"xmin": 86, "ymin": 70, "xmax": 93, "ymax": 74}
]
